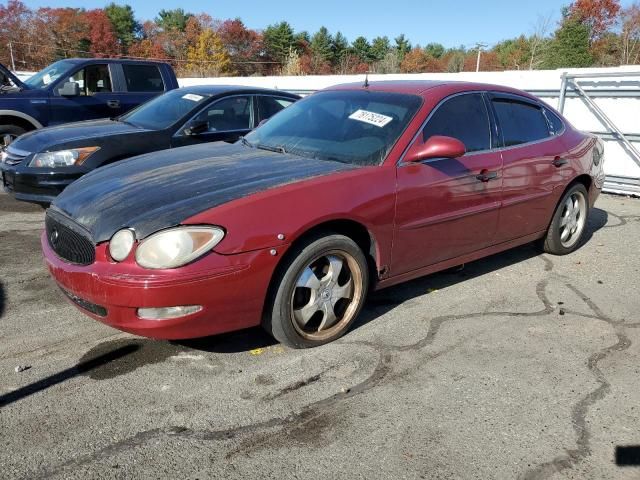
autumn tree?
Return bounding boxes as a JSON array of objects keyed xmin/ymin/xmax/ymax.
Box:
[
  {"xmin": 217, "ymin": 18, "xmax": 263, "ymax": 75},
  {"xmin": 569, "ymin": 0, "xmax": 621, "ymax": 42},
  {"xmin": 400, "ymin": 47, "xmax": 428, "ymax": 72},
  {"xmin": 186, "ymin": 28, "xmax": 231, "ymax": 77},
  {"xmin": 85, "ymin": 9, "xmax": 120, "ymax": 57},
  {"xmin": 35, "ymin": 8, "xmax": 89, "ymax": 58},
  {"xmin": 0, "ymin": 0, "xmax": 38, "ymax": 68}
]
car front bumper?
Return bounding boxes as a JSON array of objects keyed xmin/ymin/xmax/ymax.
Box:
[
  {"xmin": 42, "ymin": 232, "xmax": 284, "ymax": 339},
  {"xmin": 1, "ymin": 164, "xmax": 82, "ymax": 204}
]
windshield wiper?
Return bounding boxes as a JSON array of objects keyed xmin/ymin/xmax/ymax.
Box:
[
  {"xmin": 240, "ymin": 136, "xmax": 254, "ymax": 148},
  {"xmin": 255, "ymin": 143, "xmax": 287, "ymax": 154}
]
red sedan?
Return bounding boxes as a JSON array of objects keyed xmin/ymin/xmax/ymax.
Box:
[{"xmin": 42, "ymin": 81, "xmax": 604, "ymax": 348}]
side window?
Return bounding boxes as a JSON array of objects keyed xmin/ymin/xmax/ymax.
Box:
[
  {"xmin": 545, "ymin": 109, "xmax": 565, "ymax": 135},
  {"xmin": 122, "ymin": 64, "xmax": 164, "ymax": 92},
  {"xmin": 60, "ymin": 65, "xmax": 111, "ymax": 96},
  {"xmin": 422, "ymin": 93, "xmax": 490, "ymax": 153},
  {"xmin": 257, "ymin": 96, "xmax": 295, "ymax": 122},
  {"xmin": 85, "ymin": 65, "xmax": 112, "ymax": 94},
  {"xmin": 65, "ymin": 69, "xmax": 85, "ymax": 95},
  {"xmin": 492, "ymin": 99, "xmax": 550, "ymax": 146},
  {"xmin": 192, "ymin": 96, "xmax": 252, "ymax": 132}
]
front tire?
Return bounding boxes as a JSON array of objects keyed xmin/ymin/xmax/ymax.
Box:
[
  {"xmin": 542, "ymin": 183, "xmax": 589, "ymax": 255},
  {"xmin": 263, "ymin": 234, "xmax": 369, "ymax": 348},
  {"xmin": 0, "ymin": 125, "xmax": 26, "ymax": 147}
]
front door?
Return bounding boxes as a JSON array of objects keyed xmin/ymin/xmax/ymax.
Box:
[
  {"xmin": 392, "ymin": 92, "xmax": 503, "ymax": 275},
  {"xmin": 172, "ymin": 95, "xmax": 254, "ymax": 148},
  {"xmin": 48, "ymin": 64, "xmax": 122, "ymax": 125}
]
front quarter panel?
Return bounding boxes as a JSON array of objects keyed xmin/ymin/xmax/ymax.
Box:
[{"xmin": 183, "ymin": 166, "xmax": 396, "ymax": 271}]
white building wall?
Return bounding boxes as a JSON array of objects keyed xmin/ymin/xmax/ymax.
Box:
[{"xmin": 181, "ymin": 66, "xmax": 640, "ymax": 195}]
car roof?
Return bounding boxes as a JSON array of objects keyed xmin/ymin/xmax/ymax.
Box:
[
  {"xmin": 326, "ymin": 80, "xmax": 538, "ymax": 101},
  {"xmin": 176, "ymin": 85, "xmax": 300, "ymax": 98},
  {"xmin": 63, "ymin": 57, "xmax": 171, "ymax": 66}
]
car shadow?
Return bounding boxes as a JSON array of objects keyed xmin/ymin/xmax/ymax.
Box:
[{"xmin": 179, "ymin": 206, "xmax": 609, "ymax": 353}]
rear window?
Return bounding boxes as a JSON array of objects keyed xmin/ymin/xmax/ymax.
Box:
[
  {"xmin": 492, "ymin": 99, "xmax": 550, "ymax": 146},
  {"xmin": 545, "ymin": 109, "xmax": 565, "ymax": 135},
  {"xmin": 123, "ymin": 64, "xmax": 164, "ymax": 92}
]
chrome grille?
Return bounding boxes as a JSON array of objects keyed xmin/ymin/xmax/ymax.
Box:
[
  {"xmin": 45, "ymin": 211, "xmax": 95, "ymax": 266},
  {"xmin": 2, "ymin": 146, "xmax": 29, "ymax": 166}
]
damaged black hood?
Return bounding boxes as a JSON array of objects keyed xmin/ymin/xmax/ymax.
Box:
[{"xmin": 51, "ymin": 142, "xmax": 357, "ymax": 243}]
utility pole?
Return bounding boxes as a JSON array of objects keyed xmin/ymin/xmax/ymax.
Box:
[
  {"xmin": 474, "ymin": 42, "xmax": 487, "ymax": 72},
  {"xmin": 8, "ymin": 42, "xmax": 16, "ymax": 71}
]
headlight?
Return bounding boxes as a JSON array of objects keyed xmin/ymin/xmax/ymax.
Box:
[
  {"xmin": 29, "ymin": 147, "xmax": 99, "ymax": 168},
  {"xmin": 109, "ymin": 229, "xmax": 135, "ymax": 262},
  {"xmin": 135, "ymin": 226, "xmax": 225, "ymax": 269}
]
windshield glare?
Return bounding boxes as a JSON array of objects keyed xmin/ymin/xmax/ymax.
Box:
[
  {"xmin": 120, "ymin": 89, "xmax": 211, "ymax": 130},
  {"xmin": 245, "ymin": 90, "xmax": 422, "ymax": 166},
  {"xmin": 23, "ymin": 60, "xmax": 77, "ymax": 89}
]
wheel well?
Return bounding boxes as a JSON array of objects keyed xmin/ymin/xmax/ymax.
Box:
[
  {"xmin": 288, "ymin": 219, "xmax": 378, "ymax": 272},
  {"xmin": 261, "ymin": 219, "xmax": 380, "ymax": 324},
  {"xmin": 0, "ymin": 115, "xmax": 37, "ymax": 132},
  {"xmin": 571, "ymin": 174, "xmax": 592, "ymax": 192}
]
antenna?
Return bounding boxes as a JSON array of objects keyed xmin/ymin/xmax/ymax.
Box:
[{"xmin": 364, "ymin": 71, "xmax": 369, "ymax": 88}]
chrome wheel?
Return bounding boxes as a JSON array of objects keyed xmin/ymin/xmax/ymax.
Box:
[
  {"xmin": 559, "ymin": 190, "xmax": 587, "ymax": 248},
  {"xmin": 290, "ymin": 250, "xmax": 364, "ymax": 341}
]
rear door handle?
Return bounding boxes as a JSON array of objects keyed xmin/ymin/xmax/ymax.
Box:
[
  {"xmin": 476, "ymin": 171, "xmax": 498, "ymax": 182},
  {"xmin": 107, "ymin": 100, "xmax": 120, "ymax": 109},
  {"xmin": 552, "ymin": 157, "xmax": 568, "ymax": 167}
]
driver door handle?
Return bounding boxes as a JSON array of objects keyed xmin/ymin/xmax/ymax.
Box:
[
  {"xmin": 476, "ymin": 170, "xmax": 498, "ymax": 182},
  {"xmin": 107, "ymin": 100, "xmax": 120, "ymax": 109}
]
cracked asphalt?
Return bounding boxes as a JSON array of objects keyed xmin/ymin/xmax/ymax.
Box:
[{"xmin": 1, "ymin": 191, "xmax": 639, "ymax": 479}]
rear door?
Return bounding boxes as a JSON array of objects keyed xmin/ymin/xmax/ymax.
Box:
[
  {"xmin": 256, "ymin": 95, "xmax": 296, "ymax": 124},
  {"xmin": 48, "ymin": 64, "xmax": 123, "ymax": 125},
  {"xmin": 392, "ymin": 92, "xmax": 503, "ymax": 275},
  {"xmin": 117, "ymin": 63, "xmax": 166, "ymax": 114},
  {"xmin": 489, "ymin": 93, "xmax": 566, "ymax": 242},
  {"xmin": 171, "ymin": 95, "xmax": 255, "ymax": 147}
]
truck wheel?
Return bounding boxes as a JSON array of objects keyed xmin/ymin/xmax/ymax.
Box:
[
  {"xmin": 263, "ymin": 233, "xmax": 369, "ymax": 348},
  {"xmin": 0, "ymin": 125, "xmax": 26, "ymax": 147}
]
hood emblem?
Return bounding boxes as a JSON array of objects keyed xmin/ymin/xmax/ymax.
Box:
[{"xmin": 49, "ymin": 228, "xmax": 59, "ymax": 245}]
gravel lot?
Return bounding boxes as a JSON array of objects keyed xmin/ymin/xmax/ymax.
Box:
[{"xmin": 1, "ymin": 190, "xmax": 639, "ymax": 479}]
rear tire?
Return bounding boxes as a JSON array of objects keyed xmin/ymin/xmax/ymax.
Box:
[
  {"xmin": 0, "ymin": 125, "xmax": 26, "ymax": 147},
  {"xmin": 263, "ymin": 233, "xmax": 369, "ymax": 349},
  {"xmin": 541, "ymin": 183, "xmax": 589, "ymax": 255}
]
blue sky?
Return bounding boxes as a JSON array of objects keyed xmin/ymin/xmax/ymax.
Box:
[{"xmin": 22, "ymin": 0, "xmax": 636, "ymax": 48}]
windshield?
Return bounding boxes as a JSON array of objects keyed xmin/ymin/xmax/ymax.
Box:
[
  {"xmin": 120, "ymin": 89, "xmax": 211, "ymax": 130},
  {"xmin": 244, "ymin": 90, "xmax": 422, "ymax": 166},
  {"xmin": 23, "ymin": 60, "xmax": 78, "ymax": 89}
]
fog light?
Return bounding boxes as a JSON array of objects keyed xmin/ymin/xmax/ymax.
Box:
[{"xmin": 137, "ymin": 305, "xmax": 202, "ymax": 320}]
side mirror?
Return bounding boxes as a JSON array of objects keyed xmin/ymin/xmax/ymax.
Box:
[
  {"xmin": 404, "ymin": 135, "xmax": 466, "ymax": 163},
  {"xmin": 59, "ymin": 81, "xmax": 80, "ymax": 97},
  {"xmin": 184, "ymin": 120, "xmax": 208, "ymax": 136}
]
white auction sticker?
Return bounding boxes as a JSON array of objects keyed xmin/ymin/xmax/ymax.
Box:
[
  {"xmin": 182, "ymin": 93, "xmax": 204, "ymax": 102},
  {"xmin": 348, "ymin": 109, "xmax": 393, "ymax": 128},
  {"xmin": 42, "ymin": 73, "xmax": 52, "ymax": 85}
]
